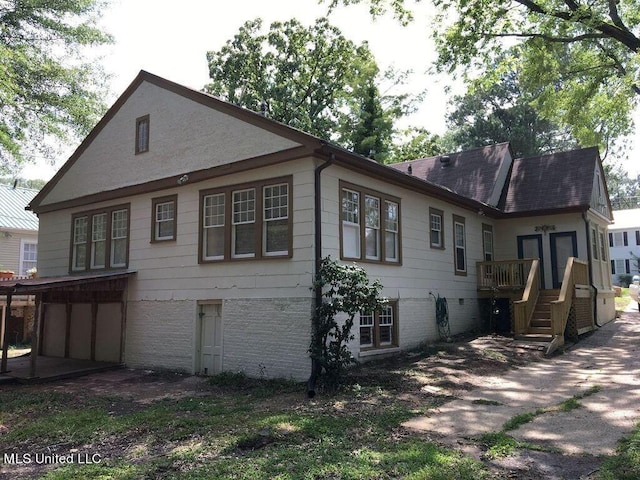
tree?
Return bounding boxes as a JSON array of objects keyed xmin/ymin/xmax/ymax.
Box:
[
  {"xmin": 205, "ymin": 18, "xmax": 411, "ymax": 156},
  {"xmin": 325, "ymin": 0, "xmax": 640, "ymax": 150},
  {"xmin": 446, "ymin": 67, "xmax": 578, "ymax": 158},
  {"xmin": 0, "ymin": 0, "xmax": 112, "ymax": 174},
  {"xmin": 388, "ymin": 127, "xmax": 445, "ymax": 163},
  {"xmin": 310, "ymin": 257, "xmax": 386, "ymax": 388}
]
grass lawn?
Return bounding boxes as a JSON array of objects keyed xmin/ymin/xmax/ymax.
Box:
[
  {"xmin": 0, "ymin": 363, "xmax": 495, "ymax": 479},
  {"xmin": 1, "ymin": 336, "xmax": 638, "ymax": 479}
]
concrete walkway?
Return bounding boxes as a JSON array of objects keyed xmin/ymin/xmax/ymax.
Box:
[{"xmin": 403, "ymin": 305, "xmax": 640, "ymax": 456}]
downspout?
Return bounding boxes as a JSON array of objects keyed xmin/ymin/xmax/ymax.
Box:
[
  {"xmin": 583, "ymin": 212, "xmax": 602, "ymax": 327},
  {"xmin": 307, "ymin": 153, "xmax": 334, "ymax": 398}
]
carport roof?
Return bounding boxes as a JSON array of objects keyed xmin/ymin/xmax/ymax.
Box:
[{"xmin": 0, "ymin": 271, "xmax": 136, "ymax": 295}]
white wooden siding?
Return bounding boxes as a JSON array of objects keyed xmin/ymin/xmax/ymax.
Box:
[{"xmin": 40, "ymin": 81, "xmax": 302, "ymax": 206}]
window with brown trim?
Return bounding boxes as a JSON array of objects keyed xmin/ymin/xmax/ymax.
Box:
[
  {"xmin": 429, "ymin": 208, "xmax": 444, "ymax": 249},
  {"xmin": 482, "ymin": 223, "xmax": 493, "ymax": 261},
  {"xmin": 135, "ymin": 115, "xmax": 150, "ymax": 154},
  {"xmin": 151, "ymin": 195, "xmax": 177, "ymax": 242},
  {"xmin": 359, "ymin": 301, "xmax": 398, "ymax": 350},
  {"xmin": 199, "ymin": 177, "xmax": 292, "ymax": 262},
  {"xmin": 71, "ymin": 204, "xmax": 130, "ymax": 273},
  {"xmin": 340, "ymin": 181, "xmax": 401, "ymax": 264},
  {"xmin": 453, "ymin": 214, "xmax": 467, "ymax": 275}
]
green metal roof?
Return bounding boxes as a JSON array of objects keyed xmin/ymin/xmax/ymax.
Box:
[{"xmin": 0, "ymin": 184, "xmax": 39, "ymax": 231}]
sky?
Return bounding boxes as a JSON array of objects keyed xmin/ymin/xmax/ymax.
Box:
[{"xmin": 21, "ymin": 0, "xmax": 639, "ymax": 180}]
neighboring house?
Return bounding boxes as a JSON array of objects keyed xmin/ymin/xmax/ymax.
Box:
[
  {"xmin": 1, "ymin": 71, "xmax": 614, "ymax": 381},
  {"xmin": 0, "ymin": 183, "xmax": 39, "ymax": 344},
  {"xmin": 0, "ymin": 183, "xmax": 39, "ymax": 276},
  {"xmin": 609, "ymin": 208, "xmax": 640, "ymax": 285}
]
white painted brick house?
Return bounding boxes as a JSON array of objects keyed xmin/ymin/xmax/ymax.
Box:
[{"xmin": 8, "ymin": 71, "xmax": 615, "ymax": 381}]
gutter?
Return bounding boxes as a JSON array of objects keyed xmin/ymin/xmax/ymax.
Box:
[
  {"xmin": 582, "ymin": 212, "xmax": 602, "ymax": 327},
  {"xmin": 307, "ymin": 152, "xmax": 334, "ymax": 398}
]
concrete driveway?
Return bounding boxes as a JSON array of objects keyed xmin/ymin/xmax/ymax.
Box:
[{"xmin": 403, "ymin": 304, "xmax": 640, "ymax": 457}]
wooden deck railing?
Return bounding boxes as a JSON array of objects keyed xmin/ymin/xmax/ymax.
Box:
[
  {"xmin": 477, "ymin": 259, "xmax": 535, "ymax": 290},
  {"xmin": 512, "ymin": 259, "xmax": 540, "ymax": 334},
  {"xmin": 550, "ymin": 257, "xmax": 589, "ymax": 338}
]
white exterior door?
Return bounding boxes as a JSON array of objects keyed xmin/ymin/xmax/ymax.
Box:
[{"xmin": 199, "ymin": 303, "xmax": 223, "ymax": 375}]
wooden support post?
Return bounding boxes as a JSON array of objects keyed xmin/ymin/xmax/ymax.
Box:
[
  {"xmin": 119, "ymin": 284, "xmax": 128, "ymax": 364},
  {"xmin": 91, "ymin": 300, "xmax": 98, "ymax": 361},
  {"xmin": 64, "ymin": 302, "xmax": 72, "ymax": 358},
  {"xmin": 1, "ymin": 294, "xmax": 12, "ymax": 373},
  {"xmin": 29, "ymin": 294, "xmax": 43, "ymax": 378},
  {"xmin": 38, "ymin": 302, "xmax": 46, "ymax": 355}
]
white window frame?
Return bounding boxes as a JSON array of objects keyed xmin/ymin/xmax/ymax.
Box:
[
  {"xmin": 385, "ymin": 200, "xmax": 399, "ymax": 262},
  {"xmin": 263, "ymin": 183, "xmax": 289, "ymax": 256},
  {"xmin": 110, "ymin": 209, "xmax": 129, "ymax": 268},
  {"xmin": 91, "ymin": 213, "xmax": 107, "ymax": 269},
  {"xmin": 203, "ymin": 193, "xmax": 226, "ymax": 261},
  {"xmin": 453, "ymin": 215, "xmax": 467, "ymax": 274},
  {"xmin": 342, "ymin": 188, "xmax": 361, "ymax": 259},
  {"xmin": 72, "ymin": 216, "xmax": 88, "ymax": 272},
  {"xmin": 19, "ymin": 239, "xmax": 37, "ymax": 276},
  {"xmin": 430, "ymin": 211, "xmax": 443, "ymax": 248},
  {"xmin": 232, "ymin": 188, "xmax": 256, "ymax": 259},
  {"xmin": 154, "ymin": 199, "xmax": 176, "ymax": 241},
  {"xmin": 365, "ymin": 195, "xmax": 380, "ymax": 260}
]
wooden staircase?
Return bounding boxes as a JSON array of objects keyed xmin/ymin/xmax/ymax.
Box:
[{"xmin": 514, "ymin": 289, "xmax": 559, "ymax": 346}]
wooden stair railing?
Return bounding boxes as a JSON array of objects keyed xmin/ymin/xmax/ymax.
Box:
[
  {"xmin": 547, "ymin": 257, "xmax": 589, "ymax": 355},
  {"xmin": 512, "ymin": 259, "xmax": 540, "ymax": 334}
]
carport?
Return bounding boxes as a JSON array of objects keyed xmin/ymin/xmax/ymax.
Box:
[{"xmin": 0, "ymin": 271, "xmax": 135, "ymax": 380}]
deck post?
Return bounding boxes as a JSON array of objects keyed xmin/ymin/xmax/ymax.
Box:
[
  {"xmin": 91, "ymin": 298, "xmax": 98, "ymax": 361},
  {"xmin": 29, "ymin": 293, "xmax": 43, "ymax": 378},
  {"xmin": 1, "ymin": 294, "xmax": 12, "ymax": 373},
  {"xmin": 64, "ymin": 301, "xmax": 72, "ymax": 358}
]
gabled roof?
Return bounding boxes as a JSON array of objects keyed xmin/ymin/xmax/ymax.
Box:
[
  {"xmin": 0, "ymin": 184, "xmax": 39, "ymax": 231},
  {"xmin": 500, "ymin": 147, "xmax": 603, "ymax": 215},
  {"xmin": 28, "ymin": 70, "xmax": 497, "ymax": 217},
  {"xmin": 388, "ymin": 143, "xmax": 512, "ymax": 205}
]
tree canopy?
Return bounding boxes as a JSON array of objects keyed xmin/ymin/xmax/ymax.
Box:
[
  {"xmin": 325, "ymin": 0, "xmax": 640, "ymax": 150},
  {"xmin": 0, "ymin": 0, "xmax": 112, "ymax": 174},
  {"xmin": 445, "ymin": 64, "xmax": 578, "ymax": 158},
  {"xmin": 205, "ymin": 17, "xmax": 414, "ymax": 162}
]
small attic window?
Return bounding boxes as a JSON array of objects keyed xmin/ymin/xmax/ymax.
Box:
[{"xmin": 135, "ymin": 115, "xmax": 150, "ymax": 154}]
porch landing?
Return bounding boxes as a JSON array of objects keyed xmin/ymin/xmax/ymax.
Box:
[{"xmin": 0, "ymin": 353, "xmax": 122, "ymax": 384}]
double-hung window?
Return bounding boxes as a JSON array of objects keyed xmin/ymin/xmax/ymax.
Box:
[
  {"xmin": 71, "ymin": 205, "xmax": 129, "ymax": 272},
  {"xmin": 359, "ymin": 302, "xmax": 398, "ymax": 350},
  {"xmin": 199, "ymin": 177, "xmax": 292, "ymax": 262},
  {"xmin": 20, "ymin": 240, "xmax": 37, "ymax": 276},
  {"xmin": 610, "ymin": 231, "xmax": 628, "ymax": 247},
  {"xmin": 152, "ymin": 195, "xmax": 177, "ymax": 242},
  {"xmin": 232, "ymin": 188, "xmax": 256, "ymax": 258},
  {"xmin": 263, "ymin": 183, "xmax": 289, "ymax": 255},
  {"xmin": 203, "ymin": 193, "xmax": 226, "ymax": 260},
  {"xmin": 340, "ymin": 181, "xmax": 401, "ymax": 264},
  {"xmin": 429, "ymin": 208, "xmax": 444, "ymax": 249},
  {"xmin": 453, "ymin": 214, "xmax": 466, "ymax": 275}
]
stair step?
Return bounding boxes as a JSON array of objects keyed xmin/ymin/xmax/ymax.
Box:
[
  {"xmin": 531, "ymin": 319, "xmax": 551, "ymax": 327},
  {"xmin": 515, "ymin": 333, "xmax": 554, "ymax": 342},
  {"xmin": 528, "ymin": 326, "xmax": 552, "ymax": 334}
]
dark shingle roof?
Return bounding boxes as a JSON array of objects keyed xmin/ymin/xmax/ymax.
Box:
[
  {"xmin": 389, "ymin": 143, "xmax": 512, "ymax": 205},
  {"xmin": 0, "ymin": 184, "xmax": 39, "ymax": 231},
  {"xmin": 500, "ymin": 147, "xmax": 599, "ymax": 214}
]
